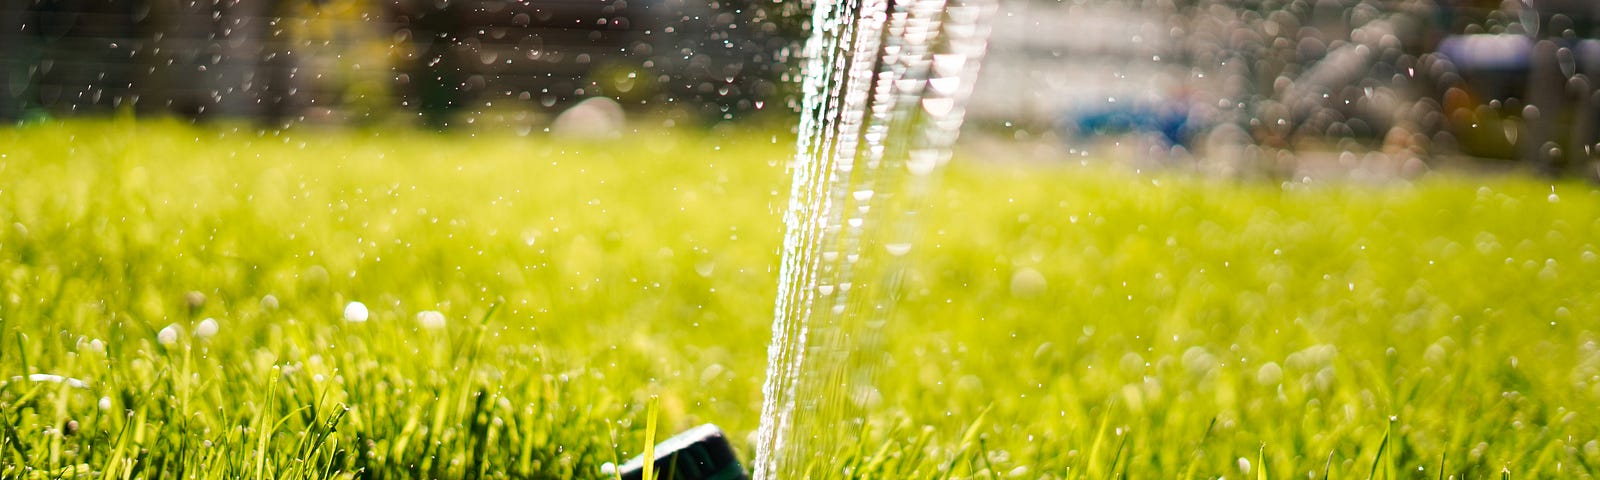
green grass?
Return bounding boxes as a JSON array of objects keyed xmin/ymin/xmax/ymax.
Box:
[{"xmin": 1, "ymin": 119, "xmax": 1599, "ymax": 479}]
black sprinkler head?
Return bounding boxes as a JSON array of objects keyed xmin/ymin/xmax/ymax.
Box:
[{"xmin": 604, "ymin": 423, "xmax": 749, "ymax": 480}]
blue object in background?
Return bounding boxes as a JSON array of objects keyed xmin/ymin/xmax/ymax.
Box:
[{"xmin": 1058, "ymin": 99, "xmax": 1195, "ymax": 148}]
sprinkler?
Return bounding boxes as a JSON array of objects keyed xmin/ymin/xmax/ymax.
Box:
[{"xmin": 602, "ymin": 423, "xmax": 749, "ymax": 480}]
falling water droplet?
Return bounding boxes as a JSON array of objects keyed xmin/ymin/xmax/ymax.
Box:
[
  {"xmin": 921, "ymin": 97, "xmax": 955, "ymax": 116},
  {"xmin": 907, "ymin": 149, "xmax": 939, "ymax": 175},
  {"xmin": 884, "ymin": 243, "xmax": 913, "ymax": 256}
]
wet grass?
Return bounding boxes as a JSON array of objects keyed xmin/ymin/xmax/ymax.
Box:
[{"xmin": 1, "ymin": 120, "xmax": 1599, "ymax": 479}]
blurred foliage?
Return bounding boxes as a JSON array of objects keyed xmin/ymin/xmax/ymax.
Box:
[{"xmin": 1, "ymin": 0, "xmax": 806, "ymax": 126}]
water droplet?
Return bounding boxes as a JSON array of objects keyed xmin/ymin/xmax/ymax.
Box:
[
  {"xmin": 417, "ymin": 310, "xmax": 447, "ymax": 329},
  {"xmin": 195, "ymin": 318, "xmax": 219, "ymax": 339},
  {"xmin": 921, "ymin": 98, "xmax": 955, "ymax": 116},
  {"xmin": 1010, "ymin": 268, "xmax": 1046, "ymax": 297},
  {"xmin": 928, "ymin": 77, "xmax": 960, "ymax": 95},
  {"xmin": 885, "ymin": 243, "xmax": 913, "ymax": 256},
  {"xmin": 907, "ymin": 149, "xmax": 939, "ymax": 175},
  {"xmin": 344, "ymin": 301, "xmax": 369, "ymax": 322},
  {"xmin": 157, "ymin": 324, "xmax": 180, "ymax": 346},
  {"xmin": 931, "ymin": 53, "xmax": 966, "ymax": 76}
]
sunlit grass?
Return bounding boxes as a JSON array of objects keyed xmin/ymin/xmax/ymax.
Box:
[{"xmin": 2, "ymin": 120, "xmax": 1599, "ymax": 478}]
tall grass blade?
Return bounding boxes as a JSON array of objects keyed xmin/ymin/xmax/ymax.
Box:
[{"xmin": 642, "ymin": 396, "xmax": 659, "ymax": 480}]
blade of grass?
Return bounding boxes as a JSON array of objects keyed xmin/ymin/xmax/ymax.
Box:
[
  {"xmin": 1368, "ymin": 426, "xmax": 1390, "ymax": 480},
  {"xmin": 1257, "ymin": 444, "xmax": 1268, "ymax": 480},
  {"xmin": 1086, "ymin": 403, "xmax": 1113, "ymax": 478},
  {"xmin": 642, "ymin": 396, "xmax": 659, "ymax": 480}
]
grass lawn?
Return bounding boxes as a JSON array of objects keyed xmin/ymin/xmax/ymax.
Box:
[{"xmin": 2, "ymin": 120, "xmax": 1599, "ymax": 479}]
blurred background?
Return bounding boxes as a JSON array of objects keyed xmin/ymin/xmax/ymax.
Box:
[
  {"xmin": 5, "ymin": 0, "xmax": 1600, "ymax": 177},
  {"xmin": 0, "ymin": 0, "xmax": 802, "ymax": 128}
]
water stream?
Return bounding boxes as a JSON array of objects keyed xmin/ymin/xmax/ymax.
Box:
[{"xmin": 752, "ymin": 0, "xmax": 996, "ymax": 477}]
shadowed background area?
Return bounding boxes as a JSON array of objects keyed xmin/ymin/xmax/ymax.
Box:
[{"xmin": 0, "ymin": 0, "xmax": 796, "ymax": 127}]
